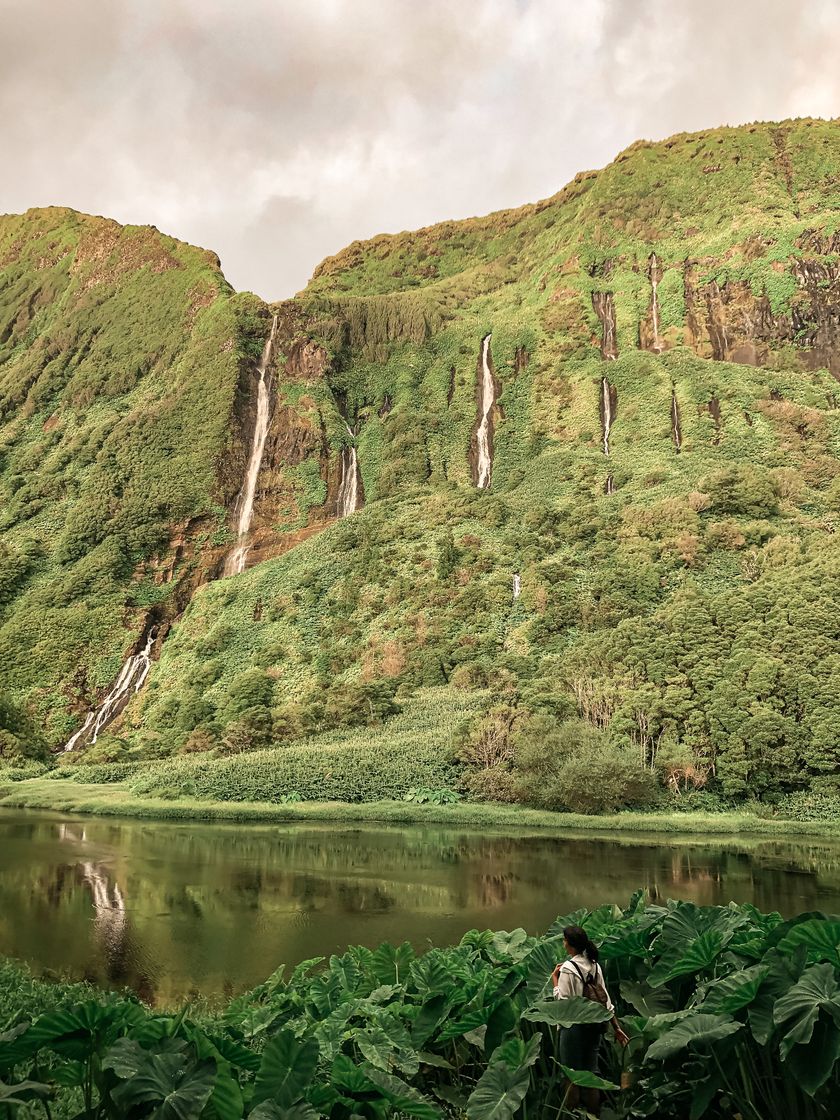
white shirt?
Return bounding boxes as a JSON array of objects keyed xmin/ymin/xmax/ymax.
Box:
[{"xmin": 553, "ymin": 953, "xmax": 614, "ymax": 1013}]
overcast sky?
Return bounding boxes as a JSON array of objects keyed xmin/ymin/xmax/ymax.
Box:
[{"xmin": 2, "ymin": 0, "xmax": 838, "ymax": 300}]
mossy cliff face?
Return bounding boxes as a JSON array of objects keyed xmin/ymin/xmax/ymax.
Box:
[{"xmin": 2, "ymin": 121, "xmax": 840, "ymax": 802}]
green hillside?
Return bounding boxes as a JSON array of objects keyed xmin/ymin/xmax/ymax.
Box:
[{"xmin": 2, "ymin": 119, "xmax": 840, "ymax": 812}]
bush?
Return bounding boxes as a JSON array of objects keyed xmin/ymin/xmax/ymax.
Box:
[
  {"xmin": 515, "ymin": 718, "xmax": 656, "ymax": 813},
  {"xmin": 461, "ymin": 765, "xmax": 519, "ymax": 803},
  {"xmin": 0, "ymin": 759, "xmax": 50, "ymax": 781},
  {"xmin": 129, "ymin": 735, "xmax": 460, "ymax": 803},
  {"xmin": 776, "ymin": 790, "xmax": 840, "ymax": 822}
]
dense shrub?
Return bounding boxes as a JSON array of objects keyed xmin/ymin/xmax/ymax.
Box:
[
  {"xmin": 776, "ymin": 790, "xmax": 840, "ymax": 822},
  {"xmin": 129, "ymin": 736, "xmax": 459, "ymax": 803}
]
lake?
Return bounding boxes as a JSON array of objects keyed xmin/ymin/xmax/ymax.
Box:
[{"xmin": 1, "ymin": 809, "xmax": 839, "ymax": 1004}]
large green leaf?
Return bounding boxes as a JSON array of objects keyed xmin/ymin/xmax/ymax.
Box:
[
  {"xmin": 619, "ymin": 981, "xmax": 674, "ymax": 1017},
  {"xmin": 0, "ymin": 1078, "xmax": 52, "ymax": 1106},
  {"xmin": 365, "ymin": 1067, "xmax": 442, "ymax": 1120},
  {"xmin": 111, "ymin": 1051, "xmax": 216, "ymax": 1120},
  {"xmin": 645, "ymin": 1014, "xmax": 741, "ymax": 1062},
  {"xmin": 465, "ymin": 1035, "xmax": 540, "ymax": 1120},
  {"xmin": 783, "ymin": 1016, "xmax": 840, "ymax": 1096},
  {"xmin": 410, "ymin": 994, "xmax": 448, "ymax": 1048},
  {"xmin": 4, "ymin": 1000, "xmax": 145, "ymax": 1064},
  {"xmin": 649, "ymin": 931, "xmax": 724, "ymax": 987},
  {"xmin": 485, "ymin": 998, "xmax": 518, "ymax": 1054},
  {"xmin": 521, "ymin": 998, "xmax": 612, "ymax": 1028},
  {"xmin": 558, "ymin": 1065, "xmax": 619, "ymax": 1090},
  {"xmin": 253, "ymin": 1030, "xmax": 319, "ymax": 1108},
  {"xmin": 776, "ymin": 920, "xmax": 840, "ymax": 967},
  {"xmin": 489, "ymin": 929, "xmax": 532, "ymax": 963},
  {"xmin": 522, "ymin": 936, "xmax": 567, "ymax": 1004},
  {"xmin": 250, "ymin": 1102, "xmax": 319, "ymax": 1120},
  {"xmin": 370, "ymin": 942, "xmax": 415, "ymax": 986},
  {"xmin": 700, "ymin": 965, "xmax": 769, "ymax": 1014},
  {"xmin": 773, "ymin": 962, "xmax": 840, "ymax": 1059}
]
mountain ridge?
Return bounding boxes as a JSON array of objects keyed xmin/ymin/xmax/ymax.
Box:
[{"xmin": 1, "ymin": 118, "xmax": 839, "ymax": 810}]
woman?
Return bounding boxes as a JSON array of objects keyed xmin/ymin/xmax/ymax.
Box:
[{"xmin": 551, "ymin": 925, "xmax": 628, "ymax": 1113}]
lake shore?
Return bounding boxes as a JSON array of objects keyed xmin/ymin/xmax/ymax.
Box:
[{"xmin": 0, "ymin": 776, "xmax": 835, "ymax": 837}]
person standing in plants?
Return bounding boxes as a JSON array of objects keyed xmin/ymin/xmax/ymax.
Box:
[{"xmin": 551, "ymin": 925, "xmax": 628, "ymax": 1114}]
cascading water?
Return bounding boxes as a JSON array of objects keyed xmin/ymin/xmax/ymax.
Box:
[
  {"xmin": 63, "ymin": 627, "xmax": 157, "ymax": 752},
  {"xmin": 671, "ymin": 389, "xmax": 682, "ymax": 452},
  {"xmin": 650, "ymin": 253, "xmax": 663, "ymax": 352},
  {"xmin": 591, "ymin": 291, "xmax": 618, "ymax": 360},
  {"xmin": 601, "ymin": 377, "xmax": 614, "ymax": 456},
  {"xmin": 512, "ymin": 573, "xmax": 521, "ymax": 600},
  {"xmin": 475, "ymin": 334, "xmax": 495, "ymax": 489},
  {"xmin": 337, "ymin": 423, "xmax": 362, "ymax": 517},
  {"xmin": 224, "ymin": 314, "xmax": 279, "ymax": 577}
]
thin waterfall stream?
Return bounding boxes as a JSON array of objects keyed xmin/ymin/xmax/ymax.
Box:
[
  {"xmin": 475, "ymin": 334, "xmax": 495, "ymax": 489},
  {"xmin": 63, "ymin": 627, "xmax": 157, "ymax": 752},
  {"xmin": 225, "ymin": 314, "xmax": 279, "ymax": 576},
  {"xmin": 337, "ymin": 423, "xmax": 363, "ymax": 517},
  {"xmin": 671, "ymin": 389, "xmax": 682, "ymax": 452},
  {"xmin": 649, "ymin": 253, "xmax": 663, "ymax": 352}
]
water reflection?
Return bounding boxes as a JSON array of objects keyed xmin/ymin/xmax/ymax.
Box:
[{"xmin": 1, "ymin": 810, "xmax": 839, "ymax": 1005}]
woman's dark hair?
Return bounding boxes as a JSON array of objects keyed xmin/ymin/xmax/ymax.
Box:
[{"xmin": 563, "ymin": 925, "xmax": 599, "ymax": 963}]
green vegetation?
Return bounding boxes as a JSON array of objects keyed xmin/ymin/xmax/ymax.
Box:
[
  {"xmin": 1, "ymin": 121, "xmax": 839, "ymax": 816},
  {"xmin": 2, "ymin": 896, "xmax": 840, "ymax": 1118}
]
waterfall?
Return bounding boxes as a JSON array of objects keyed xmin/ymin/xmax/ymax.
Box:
[
  {"xmin": 475, "ymin": 334, "xmax": 495, "ymax": 489},
  {"xmin": 671, "ymin": 389, "xmax": 682, "ymax": 452},
  {"xmin": 605, "ymin": 475, "xmax": 615, "ymax": 495},
  {"xmin": 591, "ymin": 292, "xmax": 618, "ymax": 360},
  {"xmin": 512, "ymin": 573, "xmax": 521, "ymax": 600},
  {"xmin": 63, "ymin": 627, "xmax": 157, "ymax": 752},
  {"xmin": 224, "ymin": 314, "xmax": 279, "ymax": 577},
  {"xmin": 337, "ymin": 424, "xmax": 362, "ymax": 517},
  {"xmin": 650, "ymin": 253, "xmax": 663, "ymax": 352},
  {"xmin": 601, "ymin": 377, "xmax": 614, "ymax": 456}
]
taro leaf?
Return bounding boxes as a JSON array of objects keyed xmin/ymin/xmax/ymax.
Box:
[
  {"xmin": 330, "ymin": 1054, "xmax": 373, "ymax": 1093},
  {"xmin": 328, "ymin": 955, "xmax": 361, "ymax": 995},
  {"xmin": 103, "ymin": 1036, "xmax": 148, "ymax": 1078},
  {"xmin": 485, "ymin": 997, "xmax": 518, "ymax": 1054},
  {"xmin": 619, "ymin": 981, "xmax": 674, "ymax": 1018},
  {"xmin": 465, "ymin": 1034, "xmax": 540, "ymax": 1120},
  {"xmin": 521, "ymin": 997, "xmax": 612, "ymax": 1028},
  {"xmin": 7, "ymin": 1000, "xmax": 145, "ymax": 1064},
  {"xmin": 253, "ymin": 1030, "xmax": 319, "ymax": 1107},
  {"xmin": 649, "ymin": 930, "xmax": 724, "ymax": 987},
  {"xmin": 0, "ymin": 1024, "xmax": 29, "ymax": 1075},
  {"xmin": 523, "ymin": 936, "xmax": 567, "ymax": 1003},
  {"xmin": 645, "ymin": 1014, "xmax": 741, "ymax": 1062},
  {"xmin": 558, "ymin": 1065, "xmax": 619, "ymax": 1090},
  {"xmin": 773, "ymin": 962, "xmax": 840, "ymax": 1059},
  {"xmin": 409, "ymin": 954, "xmax": 452, "ymax": 997},
  {"xmin": 489, "ymin": 929, "xmax": 532, "ymax": 963},
  {"xmin": 437, "ymin": 1004, "xmax": 495, "ymax": 1043},
  {"xmin": 623, "ymin": 889, "xmax": 646, "ymax": 917},
  {"xmin": 687, "ymin": 1066, "xmax": 723, "ymax": 1120},
  {"xmin": 783, "ymin": 1016, "xmax": 840, "ymax": 1096},
  {"xmin": 417, "ymin": 1051, "xmax": 453, "ymax": 1070},
  {"xmin": 0, "ymin": 1078, "xmax": 52, "ymax": 1105},
  {"xmin": 111, "ymin": 1052, "xmax": 216, "ymax": 1120},
  {"xmin": 370, "ymin": 942, "xmax": 415, "ymax": 986},
  {"xmin": 701, "ymin": 965, "xmax": 768, "ymax": 1015},
  {"xmin": 290, "ymin": 958, "xmax": 326, "ymax": 985},
  {"xmin": 776, "ymin": 920, "xmax": 840, "ymax": 967},
  {"xmin": 599, "ymin": 927, "xmax": 651, "ymax": 961},
  {"xmin": 205, "ymin": 1032, "xmax": 262, "ymax": 1074},
  {"xmin": 410, "ymin": 994, "xmax": 448, "ymax": 1048},
  {"xmin": 546, "ymin": 910, "xmax": 588, "ymax": 938},
  {"xmin": 365, "ymin": 1067, "xmax": 442, "ymax": 1120},
  {"xmin": 748, "ymin": 949, "xmax": 803, "ymax": 1046},
  {"xmin": 432, "ymin": 1084, "xmax": 468, "ymax": 1109},
  {"xmin": 50, "ymin": 1060, "xmax": 86, "ymax": 1088},
  {"xmin": 205, "ymin": 1066, "xmax": 244, "ymax": 1120},
  {"xmin": 250, "ymin": 1102, "xmax": 320, "ymax": 1120}
]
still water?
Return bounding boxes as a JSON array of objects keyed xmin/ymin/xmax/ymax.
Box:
[{"xmin": 2, "ymin": 809, "xmax": 840, "ymax": 1005}]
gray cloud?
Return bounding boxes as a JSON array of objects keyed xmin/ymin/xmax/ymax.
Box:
[{"xmin": 1, "ymin": 0, "xmax": 838, "ymax": 299}]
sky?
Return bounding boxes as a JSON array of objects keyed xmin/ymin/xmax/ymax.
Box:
[{"xmin": 1, "ymin": 0, "xmax": 838, "ymax": 300}]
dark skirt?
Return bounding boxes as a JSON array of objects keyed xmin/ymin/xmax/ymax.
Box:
[{"xmin": 558, "ymin": 1023, "xmax": 603, "ymax": 1073}]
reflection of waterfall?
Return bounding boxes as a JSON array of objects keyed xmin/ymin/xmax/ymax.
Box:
[
  {"xmin": 63, "ymin": 627, "xmax": 157, "ymax": 752},
  {"xmin": 225, "ymin": 315, "xmax": 279, "ymax": 577},
  {"xmin": 337, "ymin": 424, "xmax": 363, "ymax": 517},
  {"xmin": 512, "ymin": 573, "xmax": 521, "ymax": 600},
  {"xmin": 671, "ymin": 390, "xmax": 682, "ymax": 452},
  {"xmin": 475, "ymin": 334, "xmax": 495, "ymax": 489},
  {"xmin": 649, "ymin": 253, "xmax": 663, "ymax": 352}
]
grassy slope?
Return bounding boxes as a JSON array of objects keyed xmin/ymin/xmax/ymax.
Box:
[
  {"xmin": 0, "ymin": 209, "xmax": 269, "ymax": 743},
  {"xmin": 2, "ymin": 121, "xmax": 840, "ymax": 806},
  {"xmin": 110, "ymin": 120, "xmax": 840, "ymax": 803}
]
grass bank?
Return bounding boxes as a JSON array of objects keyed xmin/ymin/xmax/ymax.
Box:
[{"xmin": 1, "ymin": 777, "xmax": 838, "ymax": 838}]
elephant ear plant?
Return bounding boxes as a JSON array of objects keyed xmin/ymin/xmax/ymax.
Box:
[{"xmin": 1, "ymin": 897, "xmax": 839, "ymax": 1119}]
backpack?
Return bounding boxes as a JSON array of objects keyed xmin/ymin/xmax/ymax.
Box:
[{"xmin": 568, "ymin": 960, "xmax": 610, "ymax": 1009}]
